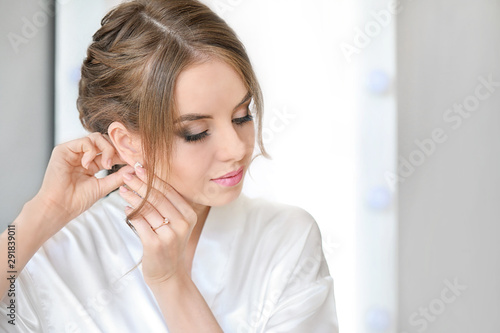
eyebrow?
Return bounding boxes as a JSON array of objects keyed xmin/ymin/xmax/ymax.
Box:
[{"xmin": 174, "ymin": 91, "xmax": 252, "ymax": 124}]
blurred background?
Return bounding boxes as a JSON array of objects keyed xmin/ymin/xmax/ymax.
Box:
[{"xmin": 1, "ymin": 0, "xmax": 499, "ymax": 332}]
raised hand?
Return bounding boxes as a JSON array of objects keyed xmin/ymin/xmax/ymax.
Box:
[
  {"xmin": 118, "ymin": 163, "xmax": 198, "ymax": 287},
  {"xmin": 34, "ymin": 132, "xmax": 132, "ymax": 238}
]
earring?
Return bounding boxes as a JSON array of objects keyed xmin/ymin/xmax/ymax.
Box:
[{"xmin": 134, "ymin": 162, "xmax": 143, "ymax": 169}]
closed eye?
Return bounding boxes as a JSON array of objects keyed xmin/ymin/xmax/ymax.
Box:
[
  {"xmin": 181, "ymin": 104, "xmax": 254, "ymax": 143},
  {"xmin": 232, "ymin": 111, "xmax": 254, "ymax": 126}
]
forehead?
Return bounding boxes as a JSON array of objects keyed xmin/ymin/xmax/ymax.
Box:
[{"xmin": 174, "ymin": 58, "xmax": 248, "ymax": 115}]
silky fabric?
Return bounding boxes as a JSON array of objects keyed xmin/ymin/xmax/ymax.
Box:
[{"xmin": 0, "ymin": 191, "xmax": 339, "ymax": 332}]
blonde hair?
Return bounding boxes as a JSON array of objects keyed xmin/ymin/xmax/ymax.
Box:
[{"xmin": 78, "ymin": 0, "xmax": 270, "ymax": 224}]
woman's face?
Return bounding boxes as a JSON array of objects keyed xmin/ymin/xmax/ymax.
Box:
[{"xmin": 163, "ymin": 58, "xmax": 255, "ymax": 207}]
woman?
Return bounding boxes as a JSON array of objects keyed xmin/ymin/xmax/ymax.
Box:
[{"xmin": 0, "ymin": 0, "xmax": 339, "ymax": 331}]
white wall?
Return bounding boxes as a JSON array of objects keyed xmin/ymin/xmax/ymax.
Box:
[
  {"xmin": 350, "ymin": 0, "xmax": 399, "ymax": 331},
  {"xmin": 397, "ymin": 0, "xmax": 500, "ymax": 332},
  {"xmin": 0, "ymin": 0, "xmax": 53, "ymax": 229}
]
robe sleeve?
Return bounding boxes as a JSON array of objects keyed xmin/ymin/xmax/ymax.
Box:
[
  {"xmin": 259, "ymin": 210, "xmax": 340, "ymax": 333},
  {"xmin": 0, "ymin": 269, "xmax": 46, "ymax": 332}
]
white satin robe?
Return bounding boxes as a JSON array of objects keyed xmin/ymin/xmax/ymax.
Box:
[{"xmin": 0, "ymin": 191, "xmax": 339, "ymax": 332}]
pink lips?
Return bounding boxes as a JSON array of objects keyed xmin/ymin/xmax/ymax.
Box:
[{"xmin": 211, "ymin": 166, "xmax": 244, "ymax": 187}]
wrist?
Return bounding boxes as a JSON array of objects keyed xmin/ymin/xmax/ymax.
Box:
[
  {"xmin": 148, "ymin": 269, "xmax": 191, "ymax": 295},
  {"xmin": 31, "ymin": 191, "xmax": 71, "ymax": 224},
  {"xmin": 147, "ymin": 268, "xmax": 223, "ymax": 332},
  {"xmin": 13, "ymin": 196, "xmax": 67, "ymax": 246}
]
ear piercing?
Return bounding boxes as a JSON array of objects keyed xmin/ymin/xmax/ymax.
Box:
[{"xmin": 134, "ymin": 162, "xmax": 143, "ymax": 169}]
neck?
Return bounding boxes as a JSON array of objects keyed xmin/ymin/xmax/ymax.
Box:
[
  {"xmin": 184, "ymin": 202, "xmax": 211, "ymax": 275},
  {"xmin": 188, "ymin": 201, "xmax": 211, "ymax": 242}
]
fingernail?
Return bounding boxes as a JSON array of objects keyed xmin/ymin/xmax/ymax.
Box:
[
  {"xmin": 107, "ymin": 159, "xmax": 113, "ymax": 169},
  {"xmin": 119, "ymin": 186, "xmax": 128, "ymax": 193},
  {"xmin": 123, "ymin": 173, "xmax": 133, "ymax": 181},
  {"xmin": 136, "ymin": 166, "xmax": 145, "ymax": 175}
]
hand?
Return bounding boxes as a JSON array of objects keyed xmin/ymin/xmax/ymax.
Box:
[
  {"xmin": 118, "ymin": 163, "xmax": 198, "ymax": 287},
  {"xmin": 34, "ymin": 132, "xmax": 131, "ymax": 237}
]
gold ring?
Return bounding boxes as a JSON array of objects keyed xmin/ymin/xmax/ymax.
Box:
[{"xmin": 151, "ymin": 218, "xmax": 170, "ymax": 232}]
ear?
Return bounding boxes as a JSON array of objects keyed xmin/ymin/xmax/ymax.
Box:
[{"xmin": 107, "ymin": 121, "xmax": 143, "ymax": 166}]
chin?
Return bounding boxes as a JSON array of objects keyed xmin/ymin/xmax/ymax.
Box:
[
  {"xmin": 187, "ymin": 181, "xmax": 244, "ymax": 207},
  {"xmin": 208, "ymin": 187, "xmax": 243, "ymax": 207}
]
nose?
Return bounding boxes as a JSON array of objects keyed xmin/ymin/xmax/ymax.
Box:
[{"xmin": 215, "ymin": 124, "xmax": 248, "ymax": 162}]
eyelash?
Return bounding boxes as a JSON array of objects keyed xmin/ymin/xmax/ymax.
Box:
[{"xmin": 183, "ymin": 112, "xmax": 254, "ymax": 143}]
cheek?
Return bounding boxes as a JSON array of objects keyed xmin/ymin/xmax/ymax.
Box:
[
  {"xmin": 170, "ymin": 144, "xmax": 212, "ymax": 183},
  {"xmin": 242, "ymin": 124, "xmax": 256, "ymax": 147}
]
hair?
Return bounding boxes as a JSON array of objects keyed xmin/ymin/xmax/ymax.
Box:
[{"xmin": 78, "ymin": 0, "xmax": 270, "ymax": 225}]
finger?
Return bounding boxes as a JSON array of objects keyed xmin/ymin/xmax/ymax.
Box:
[
  {"xmin": 65, "ymin": 133, "xmax": 122, "ymax": 170},
  {"xmin": 119, "ymin": 180, "xmax": 187, "ymax": 238},
  {"xmin": 134, "ymin": 164, "xmax": 198, "ymax": 226},
  {"xmin": 89, "ymin": 154, "xmax": 116, "ymax": 171},
  {"xmin": 121, "ymin": 172, "xmax": 185, "ymax": 224},
  {"xmin": 125, "ymin": 206, "xmax": 158, "ymax": 243},
  {"xmin": 87, "ymin": 133, "xmax": 125, "ymax": 169},
  {"xmin": 119, "ymin": 184, "xmax": 177, "ymax": 225},
  {"xmin": 120, "ymin": 186, "xmax": 179, "ymax": 237},
  {"xmin": 86, "ymin": 160, "xmax": 101, "ymax": 175},
  {"xmin": 80, "ymin": 144, "xmax": 98, "ymax": 170},
  {"xmin": 119, "ymin": 184, "xmax": 162, "ymax": 218},
  {"xmin": 85, "ymin": 156, "xmax": 116, "ymax": 175},
  {"xmin": 96, "ymin": 165, "xmax": 134, "ymax": 197},
  {"xmin": 63, "ymin": 136, "xmax": 98, "ymax": 170},
  {"xmin": 87, "ymin": 156, "xmax": 128, "ymax": 176},
  {"xmin": 110, "ymin": 155, "xmax": 126, "ymax": 167},
  {"xmin": 50, "ymin": 143, "xmax": 81, "ymax": 168}
]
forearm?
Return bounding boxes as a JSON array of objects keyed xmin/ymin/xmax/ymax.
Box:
[
  {"xmin": 0, "ymin": 197, "xmax": 64, "ymax": 300},
  {"xmin": 150, "ymin": 271, "xmax": 223, "ymax": 333}
]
